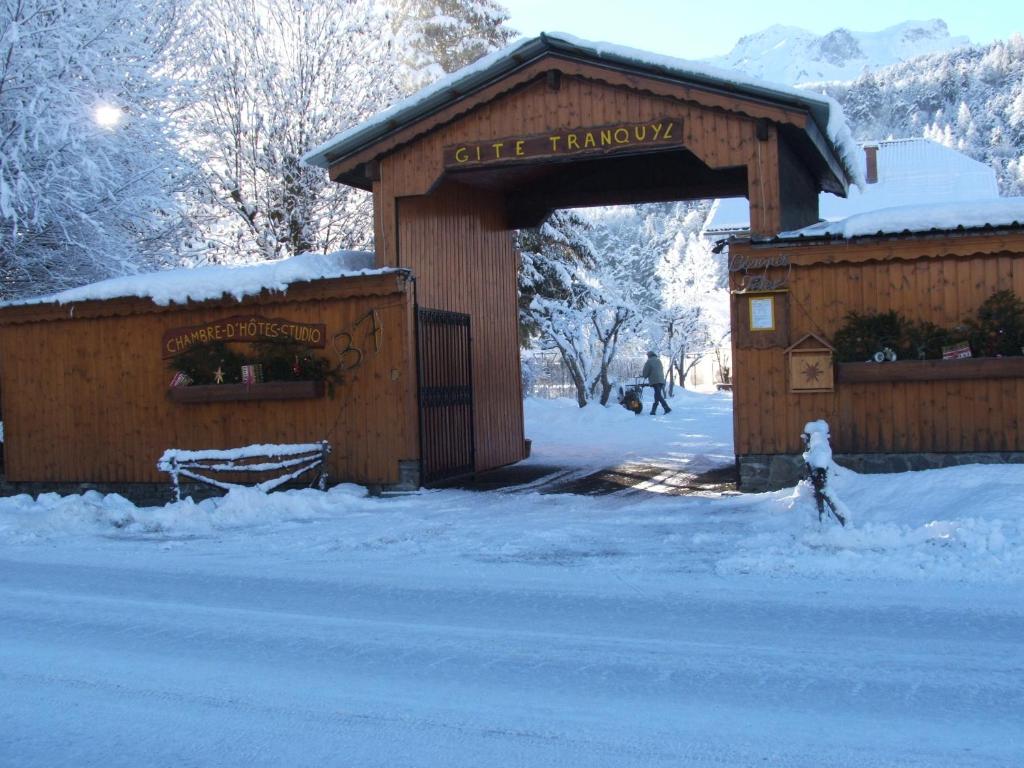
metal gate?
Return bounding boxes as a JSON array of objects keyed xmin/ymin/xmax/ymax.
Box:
[{"xmin": 417, "ymin": 308, "xmax": 474, "ymax": 485}]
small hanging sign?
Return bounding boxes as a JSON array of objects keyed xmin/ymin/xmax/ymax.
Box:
[{"xmin": 942, "ymin": 341, "xmax": 972, "ymax": 360}]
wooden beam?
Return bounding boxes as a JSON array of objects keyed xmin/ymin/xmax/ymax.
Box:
[{"xmin": 328, "ymin": 55, "xmax": 812, "ymax": 186}]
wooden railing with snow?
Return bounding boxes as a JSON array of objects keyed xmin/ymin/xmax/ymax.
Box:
[{"xmin": 157, "ymin": 442, "xmax": 331, "ymax": 500}]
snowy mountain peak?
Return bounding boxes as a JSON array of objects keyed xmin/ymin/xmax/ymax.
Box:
[{"xmin": 708, "ymin": 19, "xmax": 970, "ymax": 85}]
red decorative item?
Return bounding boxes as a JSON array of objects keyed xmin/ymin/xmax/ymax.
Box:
[{"xmin": 292, "ymin": 355, "xmax": 302, "ymax": 378}]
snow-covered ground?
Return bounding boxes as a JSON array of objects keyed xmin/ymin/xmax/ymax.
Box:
[{"xmin": 1, "ymin": 392, "xmax": 1022, "ymax": 766}]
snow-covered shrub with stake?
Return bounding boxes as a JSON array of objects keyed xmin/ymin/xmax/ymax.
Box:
[{"xmin": 802, "ymin": 420, "xmax": 848, "ymax": 526}]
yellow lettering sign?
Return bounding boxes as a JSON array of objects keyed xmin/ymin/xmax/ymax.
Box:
[
  {"xmin": 442, "ymin": 118, "xmax": 682, "ymax": 167},
  {"xmin": 161, "ymin": 316, "xmax": 328, "ymax": 358}
]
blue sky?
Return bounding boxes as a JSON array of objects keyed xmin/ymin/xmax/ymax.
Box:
[{"xmin": 499, "ymin": 0, "xmax": 1022, "ymax": 59}]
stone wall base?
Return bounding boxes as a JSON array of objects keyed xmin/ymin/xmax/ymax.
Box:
[
  {"xmin": 739, "ymin": 451, "xmax": 1024, "ymax": 492},
  {"xmin": 0, "ymin": 480, "xmax": 221, "ymax": 507},
  {"xmin": 0, "ymin": 460, "xmax": 423, "ymax": 505}
]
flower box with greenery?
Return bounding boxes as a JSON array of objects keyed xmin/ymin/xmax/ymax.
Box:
[
  {"xmin": 834, "ymin": 291, "xmax": 1024, "ymax": 384},
  {"xmin": 167, "ymin": 340, "xmax": 339, "ymax": 403}
]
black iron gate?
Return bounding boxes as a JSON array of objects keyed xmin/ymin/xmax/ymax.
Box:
[{"xmin": 417, "ymin": 308, "xmax": 474, "ymax": 485}]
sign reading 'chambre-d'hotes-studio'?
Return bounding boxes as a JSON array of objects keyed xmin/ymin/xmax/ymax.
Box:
[
  {"xmin": 161, "ymin": 316, "xmax": 326, "ymax": 358},
  {"xmin": 443, "ymin": 118, "xmax": 683, "ymax": 168}
]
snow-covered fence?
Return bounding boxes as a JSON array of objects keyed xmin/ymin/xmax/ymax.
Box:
[
  {"xmin": 157, "ymin": 442, "xmax": 331, "ymax": 500},
  {"xmin": 801, "ymin": 421, "xmax": 847, "ymax": 526},
  {"xmin": 524, "ymin": 352, "xmax": 646, "ymax": 400}
]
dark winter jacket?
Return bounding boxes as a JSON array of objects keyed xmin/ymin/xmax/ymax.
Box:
[{"xmin": 642, "ymin": 355, "xmax": 666, "ymax": 385}]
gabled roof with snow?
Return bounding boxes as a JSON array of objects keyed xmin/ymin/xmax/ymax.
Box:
[
  {"xmin": 303, "ymin": 32, "xmax": 862, "ymax": 191},
  {"xmin": 0, "ymin": 251, "xmax": 394, "ymax": 310},
  {"xmin": 776, "ymin": 197, "xmax": 1024, "ymax": 241},
  {"xmin": 705, "ymin": 138, "xmax": 1000, "ymax": 236}
]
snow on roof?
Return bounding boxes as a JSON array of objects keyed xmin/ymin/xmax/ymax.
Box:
[
  {"xmin": 776, "ymin": 197, "xmax": 1024, "ymax": 240},
  {"xmin": 303, "ymin": 32, "xmax": 863, "ymax": 188},
  {"xmin": 2, "ymin": 251, "xmax": 393, "ymax": 309},
  {"xmin": 705, "ymin": 138, "xmax": 1001, "ymax": 235}
]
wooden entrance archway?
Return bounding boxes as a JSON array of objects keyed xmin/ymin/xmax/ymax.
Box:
[{"xmin": 306, "ymin": 33, "xmax": 855, "ymax": 477}]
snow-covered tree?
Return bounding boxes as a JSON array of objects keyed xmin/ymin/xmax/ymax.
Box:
[
  {"xmin": 518, "ymin": 211, "xmax": 600, "ymax": 407},
  {"xmin": 652, "ymin": 223, "xmax": 728, "ymax": 394},
  {"xmin": 818, "ymin": 35, "xmax": 1024, "ymax": 195},
  {"xmin": 518, "ymin": 202, "xmax": 727, "ymax": 407},
  {"xmin": 0, "ymin": 0, "xmax": 194, "ymax": 299},
  {"xmin": 178, "ymin": 0, "xmax": 402, "ymax": 263},
  {"xmin": 386, "ymin": 0, "xmax": 516, "ymax": 89}
]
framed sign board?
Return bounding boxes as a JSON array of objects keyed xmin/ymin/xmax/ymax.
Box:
[
  {"xmin": 733, "ymin": 291, "xmax": 789, "ymax": 348},
  {"xmin": 749, "ymin": 296, "xmax": 776, "ymax": 330}
]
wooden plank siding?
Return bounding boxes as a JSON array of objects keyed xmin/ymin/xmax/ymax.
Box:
[
  {"xmin": 730, "ymin": 237, "xmax": 1024, "ymax": 456},
  {"xmin": 374, "ymin": 73, "xmax": 787, "ymax": 235},
  {"xmin": 366, "ymin": 68, "xmax": 818, "ymax": 473},
  {"xmin": 0, "ymin": 275, "xmax": 418, "ymax": 485},
  {"xmin": 392, "ymin": 184, "xmax": 526, "ymax": 471},
  {"xmin": 329, "ymin": 55, "xmax": 812, "ymax": 190}
]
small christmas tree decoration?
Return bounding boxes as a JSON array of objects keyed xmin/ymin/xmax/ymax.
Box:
[{"xmin": 213, "ymin": 366, "xmax": 225, "ymax": 384}]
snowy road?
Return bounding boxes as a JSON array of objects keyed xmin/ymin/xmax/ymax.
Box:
[
  {"xmin": 2, "ymin": 396, "xmax": 1023, "ymax": 766},
  {"xmin": 2, "ymin": 552, "xmax": 1021, "ymax": 767}
]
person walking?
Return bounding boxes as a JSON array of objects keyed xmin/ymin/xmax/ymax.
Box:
[{"xmin": 641, "ymin": 351, "xmax": 671, "ymax": 415}]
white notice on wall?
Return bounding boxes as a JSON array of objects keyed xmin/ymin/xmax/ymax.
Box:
[{"xmin": 749, "ymin": 296, "xmax": 775, "ymax": 331}]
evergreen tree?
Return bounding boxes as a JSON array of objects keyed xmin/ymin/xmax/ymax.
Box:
[{"xmin": 817, "ymin": 35, "xmax": 1024, "ymax": 195}]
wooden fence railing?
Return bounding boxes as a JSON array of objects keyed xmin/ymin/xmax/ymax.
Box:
[{"xmin": 157, "ymin": 442, "xmax": 331, "ymax": 500}]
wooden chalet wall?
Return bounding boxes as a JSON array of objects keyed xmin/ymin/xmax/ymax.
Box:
[
  {"xmin": 361, "ymin": 63, "xmax": 827, "ymax": 472},
  {"xmin": 0, "ymin": 274, "xmax": 418, "ymax": 485},
  {"xmin": 730, "ymin": 232, "xmax": 1024, "ymax": 457},
  {"xmin": 393, "ymin": 185, "xmax": 524, "ymax": 470},
  {"xmin": 365, "ymin": 64, "xmax": 820, "ymax": 238}
]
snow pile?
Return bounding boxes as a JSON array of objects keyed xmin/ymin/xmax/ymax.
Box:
[
  {"xmin": 0, "ymin": 485, "xmax": 370, "ymax": 542},
  {"xmin": 802, "ymin": 419, "xmax": 832, "ymax": 469},
  {"xmin": 1, "ymin": 392, "xmax": 1022, "ymax": 584},
  {"xmin": 720, "ymin": 464, "xmax": 1024, "ymax": 582},
  {"xmin": 3, "ymin": 251, "xmax": 392, "ymax": 308},
  {"xmin": 780, "ymin": 197, "xmax": 1024, "ymax": 240}
]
